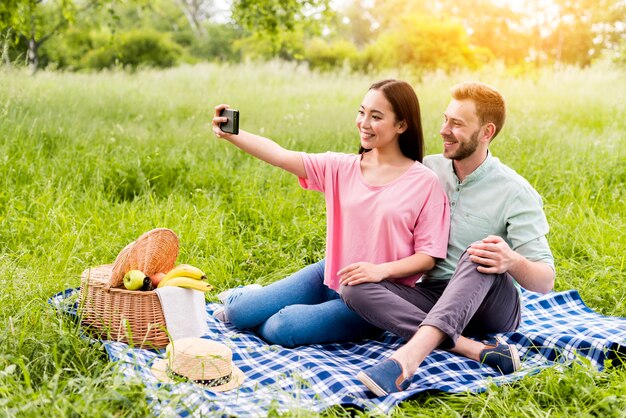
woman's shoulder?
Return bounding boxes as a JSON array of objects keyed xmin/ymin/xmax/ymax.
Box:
[
  {"xmin": 301, "ymin": 151, "xmax": 360, "ymax": 176},
  {"xmin": 401, "ymin": 161, "xmax": 448, "ymax": 200},
  {"xmin": 409, "ymin": 160, "xmax": 442, "ymax": 181},
  {"xmin": 306, "ymin": 151, "xmax": 359, "ymax": 165},
  {"xmin": 306, "ymin": 150, "xmax": 356, "ymax": 158}
]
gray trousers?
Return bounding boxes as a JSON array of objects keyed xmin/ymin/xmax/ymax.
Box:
[{"xmin": 341, "ymin": 251, "xmax": 521, "ymax": 349}]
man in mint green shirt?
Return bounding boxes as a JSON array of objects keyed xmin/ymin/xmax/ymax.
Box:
[
  {"xmin": 423, "ymin": 151, "xmax": 554, "ymax": 283},
  {"xmin": 343, "ymin": 82, "xmax": 556, "ymax": 396}
]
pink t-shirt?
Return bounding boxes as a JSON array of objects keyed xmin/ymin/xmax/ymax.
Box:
[{"xmin": 299, "ymin": 152, "xmax": 450, "ymax": 291}]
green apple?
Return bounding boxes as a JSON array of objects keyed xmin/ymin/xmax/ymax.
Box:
[{"xmin": 123, "ymin": 269, "xmax": 146, "ymax": 290}]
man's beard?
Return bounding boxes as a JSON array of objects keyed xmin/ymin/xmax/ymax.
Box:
[{"xmin": 443, "ymin": 129, "xmax": 480, "ymax": 161}]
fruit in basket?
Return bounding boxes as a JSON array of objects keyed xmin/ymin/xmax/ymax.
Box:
[
  {"xmin": 141, "ymin": 277, "xmax": 155, "ymax": 291},
  {"xmin": 123, "ymin": 269, "xmax": 147, "ymax": 290},
  {"xmin": 160, "ymin": 276, "xmax": 213, "ymax": 292},
  {"xmin": 158, "ymin": 264, "xmax": 207, "ymax": 288},
  {"xmin": 150, "ymin": 272, "xmax": 166, "ymax": 287}
]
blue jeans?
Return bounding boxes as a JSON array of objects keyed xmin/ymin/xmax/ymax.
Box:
[{"xmin": 223, "ymin": 260, "xmax": 382, "ymax": 347}]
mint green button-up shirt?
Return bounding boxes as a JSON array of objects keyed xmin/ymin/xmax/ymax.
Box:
[{"xmin": 423, "ymin": 152, "xmax": 554, "ymax": 282}]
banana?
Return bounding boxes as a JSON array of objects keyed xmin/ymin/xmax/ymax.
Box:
[
  {"xmin": 158, "ymin": 264, "xmax": 207, "ymax": 288},
  {"xmin": 160, "ymin": 276, "xmax": 213, "ymax": 292}
]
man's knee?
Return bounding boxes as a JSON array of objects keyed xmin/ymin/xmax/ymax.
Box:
[
  {"xmin": 458, "ymin": 249, "xmax": 474, "ymax": 266},
  {"xmin": 451, "ymin": 250, "xmax": 491, "ymax": 283}
]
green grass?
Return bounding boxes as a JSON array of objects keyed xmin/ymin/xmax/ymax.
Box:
[{"xmin": 0, "ymin": 61, "xmax": 624, "ymax": 416}]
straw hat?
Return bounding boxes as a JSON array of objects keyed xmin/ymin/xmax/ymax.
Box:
[{"xmin": 151, "ymin": 338, "xmax": 245, "ymax": 392}]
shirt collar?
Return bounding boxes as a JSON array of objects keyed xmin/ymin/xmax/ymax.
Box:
[{"xmin": 449, "ymin": 150, "xmax": 495, "ymax": 185}]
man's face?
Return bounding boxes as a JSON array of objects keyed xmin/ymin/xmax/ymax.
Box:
[{"xmin": 439, "ymin": 99, "xmax": 483, "ymax": 161}]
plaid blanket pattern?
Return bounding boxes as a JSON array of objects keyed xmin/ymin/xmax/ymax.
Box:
[{"xmin": 50, "ymin": 289, "xmax": 626, "ymax": 416}]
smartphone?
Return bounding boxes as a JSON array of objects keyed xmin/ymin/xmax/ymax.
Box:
[{"xmin": 219, "ymin": 108, "xmax": 239, "ymax": 135}]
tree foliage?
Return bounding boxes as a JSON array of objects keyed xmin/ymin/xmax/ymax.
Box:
[
  {"xmin": 542, "ymin": 0, "xmax": 625, "ymax": 65},
  {"xmin": 231, "ymin": 0, "xmax": 331, "ymax": 56},
  {"xmin": 1, "ymin": 0, "xmax": 107, "ymax": 73},
  {"xmin": 431, "ymin": 0, "xmax": 626, "ymax": 66},
  {"xmin": 304, "ymin": 38, "xmax": 357, "ymax": 71},
  {"xmin": 173, "ymin": 0, "xmax": 215, "ymax": 37},
  {"xmin": 1, "ymin": 0, "xmax": 624, "ymax": 73},
  {"xmin": 232, "ymin": 0, "xmax": 329, "ymax": 34},
  {"xmin": 361, "ymin": 13, "xmax": 492, "ymax": 73}
]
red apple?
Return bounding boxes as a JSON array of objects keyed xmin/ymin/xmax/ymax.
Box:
[{"xmin": 150, "ymin": 272, "xmax": 166, "ymax": 287}]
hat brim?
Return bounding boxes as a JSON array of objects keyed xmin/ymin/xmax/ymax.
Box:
[{"xmin": 151, "ymin": 358, "xmax": 245, "ymax": 392}]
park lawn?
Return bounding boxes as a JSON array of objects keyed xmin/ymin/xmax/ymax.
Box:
[{"xmin": 0, "ymin": 62, "xmax": 624, "ymax": 416}]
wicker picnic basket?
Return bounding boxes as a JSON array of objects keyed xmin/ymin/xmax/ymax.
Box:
[{"xmin": 78, "ymin": 228, "xmax": 179, "ymax": 349}]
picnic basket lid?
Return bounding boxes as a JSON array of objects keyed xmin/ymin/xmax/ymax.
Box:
[{"xmin": 109, "ymin": 228, "xmax": 179, "ymax": 288}]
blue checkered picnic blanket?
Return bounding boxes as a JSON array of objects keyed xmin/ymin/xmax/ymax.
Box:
[{"xmin": 50, "ymin": 288, "xmax": 626, "ymax": 416}]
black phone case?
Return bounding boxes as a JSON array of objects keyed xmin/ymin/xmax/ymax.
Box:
[{"xmin": 220, "ymin": 109, "xmax": 239, "ymax": 134}]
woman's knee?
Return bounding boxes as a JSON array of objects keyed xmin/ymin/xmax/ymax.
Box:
[
  {"xmin": 258, "ymin": 308, "xmax": 304, "ymax": 347},
  {"xmin": 224, "ymin": 291, "xmax": 259, "ymax": 329}
]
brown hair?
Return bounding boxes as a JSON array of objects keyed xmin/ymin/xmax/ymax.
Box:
[
  {"xmin": 451, "ymin": 82, "xmax": 506, "ymax": 139},
  {"xmin": 359, "ymin": 79, "xmax": 424, "ymax": 162}
]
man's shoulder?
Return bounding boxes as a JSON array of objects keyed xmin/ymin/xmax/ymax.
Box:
[
  {"xmin": 487, "ymin": 158, "xmax": 545, "ymax": 206},
  {"xmin": 423, "ymin": 154, "xmax": 448, "ymax": 172},
  {"xmin": 423, "ymin": 154, "xmax": 445, "ymax": 164},
  {"xmin": 489, "ymin": 158, "xmax": 537, "ymax": 189}
]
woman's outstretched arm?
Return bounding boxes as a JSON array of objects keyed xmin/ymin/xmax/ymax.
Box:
[{"xmin": 212, "ymin": 104, "xmax": 306, "ymax": 178}]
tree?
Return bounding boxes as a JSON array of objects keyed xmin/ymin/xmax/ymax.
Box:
[
  {"xmin": 330, "ymin": 0, "xmax": 377, "ymax": 48},
  {"xmin": 433, "ymin": 0, "xmax": 531, "ymax": 66},
  {"xmin": 1, "ymin": 0, "xmax": 110, "ymax": 74},
  {"xmin": 361, "ymin": 13, "xmax": 491, "ymax": 73},
  {"xmin": 0, "ymin": 0, "xmax": 20, "ymax": 65},
  {"xmin": 342, "ymin": 0, "xmax": 625, "ymax": 68},
  {"xmin": 369, "ymin": 0, "xmax": 432, "ymax": 30},
  {"xmin": 436, "ymin": 0, "xmax": 626, "ymax": 66},
  {"xmin": 173, "ymin": 0, "xmax": 215, "ymax": 37},
  {"xmin": 544, "ymin": 0, "xmax": 626, "ymax": 65},
  {"xmin": 231, "ymin": 0, "xmax": 331, "ymax": 56}
]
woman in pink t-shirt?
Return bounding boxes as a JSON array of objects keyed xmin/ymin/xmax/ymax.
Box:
[{"xmin": 211, "ymin": 80, "xmax": 450, "ymax": 347}]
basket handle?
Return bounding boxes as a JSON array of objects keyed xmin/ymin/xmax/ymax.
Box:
[{"xmin": 110, "ymin": 241, "xmax": 134, "ymax": 288}]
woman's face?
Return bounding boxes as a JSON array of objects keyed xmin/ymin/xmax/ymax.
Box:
[{"xmin": 356, "ymin": 89, "xmax": 405, "ymax": 151}]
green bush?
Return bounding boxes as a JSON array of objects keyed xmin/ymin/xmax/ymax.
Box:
[
  {"xmin": 181, "ymin": 23, "xmax": 243, "ymax": 63},
  {"xmin": 115, "ymin": 30, "xmax": 182, "ymax": 68},
  {"xmin": 81, "ymin": 43, "xmax": 118, "ymax": 70},
  {"xmin": 40, "ymin": 29, "xmax": 104, "ymax": 69},
  {"xmin": 304, "ymin": 38, "xmax": 357, "ymax": 71},
  {"xmin": 234, "ymin": 28, "xmax": 307, "ymax": 61},
  {"xmin": 40, "ymin": 29, "xmax": 183, "ymax": 70}
]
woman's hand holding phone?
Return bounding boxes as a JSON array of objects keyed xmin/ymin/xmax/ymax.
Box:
[{"xmin": 212, "ymin": 104, "xmax": 239, "ymax": 138}]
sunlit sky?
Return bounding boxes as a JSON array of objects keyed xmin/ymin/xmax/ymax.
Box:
[
  {"xmin": 328, "ymin": 0, "xmax": 571, "ymax": 36},
  {"xmin": 216, "ymin": 0, "xmax": 622, "ymax": 37},
  {"xmin": 495, "ymin": 0, "xmax": 562, "ymax": 31}
]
